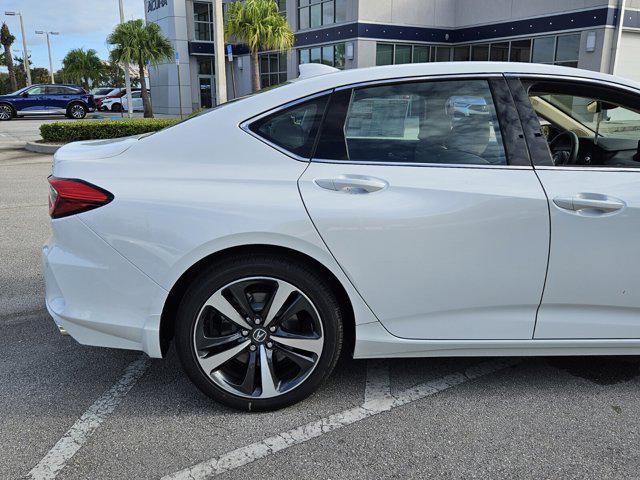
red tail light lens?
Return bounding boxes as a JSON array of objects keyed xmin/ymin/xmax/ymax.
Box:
[{"xmin": 48, "ymin": 176, "xmax": 113, "ymax": 219}]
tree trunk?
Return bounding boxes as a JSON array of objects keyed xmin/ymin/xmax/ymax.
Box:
[
  {"xmin": 139, "ymin": 62, "xmax": 153, "ymax": 118},
  {"xmin": 3, "ymin": 45, "xmax": 17, "ymax": 91},
  {"xmin": 251, "ymin": 51, "xmax": 260, "ymax": 93}
]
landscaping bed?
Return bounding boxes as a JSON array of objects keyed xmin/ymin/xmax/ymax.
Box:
[{"xmin": 40, "ymin": 118, "xmax": 179, "ymax": 143}]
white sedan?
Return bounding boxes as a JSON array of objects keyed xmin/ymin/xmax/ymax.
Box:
[
  {"xmin": 101, "ymin": 90, "xmax": 148, "ymax": 112},
  {"xmin": 43, "ymin": 62, "xmax": 640, "ymax": 410}
]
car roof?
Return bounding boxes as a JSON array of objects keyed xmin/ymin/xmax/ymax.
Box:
[
  {"xmin": 224, "ymin": 61, "xmax": 640, "ymax": 120},
  {"xmin": 297, "ymin": 62, "xmax": 640, "ymax": 91}
]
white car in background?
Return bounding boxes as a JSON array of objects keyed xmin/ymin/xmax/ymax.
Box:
[
  {"xmin": 101, "ymin": 90, "xmax": 148, "ymax": 112},
  {"xmin": 43, "ymin": 62, "xmax": 640, "ymax": 411}
]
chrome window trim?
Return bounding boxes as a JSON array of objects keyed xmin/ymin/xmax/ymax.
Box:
[
  {"xmin": 239, "ymin": 89, "xmax": 334, "ymax": 163},
  {"xmin": 535, "ymin": 166, "xmax": 640, "ymax": 173},
  {"xmin": 312, "ymin": 158, "xmax": 532, "ymax": 170}
]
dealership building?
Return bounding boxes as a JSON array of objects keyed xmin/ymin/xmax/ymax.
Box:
[{"xmin": 145, "ymin": 0, "xmax": 640, "ymax": 115}]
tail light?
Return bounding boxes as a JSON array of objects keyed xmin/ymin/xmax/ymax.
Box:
[{"xmin": 48, "ymin": 176, "xmax": 113, "ymax": 219}]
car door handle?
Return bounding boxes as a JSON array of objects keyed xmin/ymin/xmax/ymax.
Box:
[
  {"xmin": 553, "ymin": 193, "xmax": 626, "ymax": 215},
  {"xmin": 314, "ymin": 176, "xmax": 388, "ymax": 194}
]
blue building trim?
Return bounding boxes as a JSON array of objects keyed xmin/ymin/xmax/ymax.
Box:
[
  {"xmin": 294, "ymin": 7, "xmax": 618, "ymax": 47},
  {"xmin": 624, "ymin": 9, "xmax": 640, "ymax": 29},
  {"xmin": 189, "ymin": 42, "xmax": 250, "ymax": 56}
]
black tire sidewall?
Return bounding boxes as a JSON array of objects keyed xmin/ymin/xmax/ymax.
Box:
[{"xmin": 174, "ymin": 255, "xmax": 343, "ymax": 411}]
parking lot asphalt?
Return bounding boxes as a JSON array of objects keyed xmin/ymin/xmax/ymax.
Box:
[{"xmin": 2, "ymin": 124, "xmax": 640, "ymax": 480}]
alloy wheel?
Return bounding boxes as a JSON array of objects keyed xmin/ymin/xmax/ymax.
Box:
[
  {"xmin": 0, "ymin": 105, "xmax": 12, "ymax": 120},
  {"xmin": 70, "ymin": 105, "xmax": 85, "ymax": 119},
  {"xmin": 193, "ymin": 277, "xmax": 324, "ymax": 399}
]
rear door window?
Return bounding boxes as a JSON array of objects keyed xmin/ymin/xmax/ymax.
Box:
[{"xmin": 315, "ymin": 79, "xmax": 508, "ymax": 165}]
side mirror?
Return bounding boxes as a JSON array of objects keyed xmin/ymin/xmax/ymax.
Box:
[
  {"xmin": 21, "ymin": 91, "xmax": 29, "ymax": 97},
  {"xmin": 587, "ymin": 100, "xmax": 618, "ymax": 113}
]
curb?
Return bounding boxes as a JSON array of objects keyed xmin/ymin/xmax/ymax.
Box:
[{"xmin": 25, "ymin": 141, "xmax": 63, "ymax": 154}]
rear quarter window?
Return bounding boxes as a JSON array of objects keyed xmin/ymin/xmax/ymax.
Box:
[{"xmin": 248, "ymin": 94, "xmax": 330, "ymax": 159}]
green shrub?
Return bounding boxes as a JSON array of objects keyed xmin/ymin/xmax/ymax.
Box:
[{"xmin": 40, "ymin": 118, "xmax": 179, "ymax": 143}]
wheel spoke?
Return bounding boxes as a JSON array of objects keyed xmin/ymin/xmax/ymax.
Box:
[
  {"xmin": 259, "ymin": 345, "xmax": 279, "ymax": 397},
  {"xmin": 275, "ymin": 345, "xmax": 316, "ymax": 369},
  {"xmin": 263, "ymin": 281, "xmax": 297, "ymax": 327},
  {"xmin": 204, "ymin": 291, "xmax": 253, "ymax": 330},
  {"xmin": 199, "ymin": 340, "xmax": 250, "ymax": 373},
  {"xmin": 237, "ymin": 350, "xmax": 258, "ymax": 395},
  {"xmin": 271, "ymin": 334, "xmax": 323, "ymax": 356},
  {"xmin": 196, "ymin": 332, "xmax": 242, "ymax": 351},
  {"xmin": 226, "ymin": 283, "xmax": 257, "ymax": 319}
]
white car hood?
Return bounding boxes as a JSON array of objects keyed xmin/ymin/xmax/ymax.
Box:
[{"xmin": 54, "ymin": 136, "xmax": 140, "ymax": 163}]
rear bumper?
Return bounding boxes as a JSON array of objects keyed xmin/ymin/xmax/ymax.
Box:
[{"xmin": 42, "ymin": 215, "xmax": 167, "ymax": 358}]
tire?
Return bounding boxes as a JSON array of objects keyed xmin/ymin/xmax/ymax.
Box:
[
  {"xmin": 175, "ymin": 254, "xmax": 344, "ymax": 411},
  {"xmin": 111, "ymin": 103, "xmax": 122, "ymax": 112},
  {"xmin": 67, "ymin": 103, "xmax": 87, "ymax": 119},
  {"xmin": 0, "ymin": 104, "xmax": 13, "ymax": 121}
]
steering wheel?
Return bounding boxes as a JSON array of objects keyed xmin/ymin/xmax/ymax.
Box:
[{"xmin": 548, "ymin": 131, "xmax": 579, "ymax": 166}]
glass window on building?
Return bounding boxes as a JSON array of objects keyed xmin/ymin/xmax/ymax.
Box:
[
  {"xmin": 299, "ymin": 43, "xmax": 347, "ymax": 69},
  {"xmin": 197, "ymin": 57, "xmax": 215, "ymax": 109},
  {"xmin": 375, "ymin": 43, "xmax": 432, "ymax": 65},
  {"xmin": 489, "ymin": 42, "xmax": 509, "ymax": 62},
  {"xmin": 376, "ymin": 44, "xmax": 394, "ymax": 66},
  {"xmin": 532, "ymin": 36, "xmax": 556, "ymax": 63},
  {"xmin": 453, "ymin": 46, "xmax": 470, "ymax": 61},
  {"xmin": 395, "ymin": 45, "xmax": 412, "ymax": 64},
  {"xmin": 277, "ymin": 0, "xmax": 286, "ymax": 14},
  {"xmin": 197, "ymin": 56, "xmax": 214, "ymax": 76},
  {"xmin": 510, "ymin": 39, "xmax": 531, "ymax": 62},
  {"xmin": 413, "ymin": 45, "xmax": 430, "ymax": 63},
  {"xmin": 260, "ymin": 52, "xmax": 288, "ymax": 88},
  {"xmin": 193, "ymin": 2, "xmax": 213, "ymax": 41},
  {"xmin": 471, "ymin": 44, "xmax": 490, "ymax": 61},
  {"xmin": 298, "ymin": 0, "xmax": 346, "ymax": 30},
  {"xmin": 555, "ymin": 34, "xmax": 580, "ymax": 67},
  {"xmin": 434, "ymin": 46, "xmax": 451, "ymax": 62}
]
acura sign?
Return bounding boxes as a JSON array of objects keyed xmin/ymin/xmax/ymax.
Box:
[{"xmin": 147, "ymin": 0, "xmax": 168, "ymax": 13}]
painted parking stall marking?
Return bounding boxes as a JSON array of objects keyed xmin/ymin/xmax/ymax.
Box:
[
  {"xmin": 27, "ymin": 355, "xmax": 151, "ymax": 480},
  {"xmin": 162, "ymin": 359, "xmax": 516, "ymax": 480}
]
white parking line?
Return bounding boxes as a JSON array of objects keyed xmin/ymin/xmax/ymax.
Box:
[
  {"xmin": 363, "ymin": 360, "xmax": 393, "ymax": 411},
  {"xmin": 162, "ymin": 359, "xmax": 515, "ymax": 480},
  {"xmin": 27, "ymin": 355, "xmax": 151, "ymax": 480}
]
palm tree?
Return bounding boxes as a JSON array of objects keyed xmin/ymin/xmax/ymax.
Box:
[
  {"xmin": 225, "ymin": 0, "xmax": 294, "ymax": 93},
  {"xmin": 107, "ymin": 19, "xmax": 173, "ymax": 118},
  {"xmin": 1, "ymin": 23, "xmax": 17, "ymax": 92},
  {"xmin": 61, "ymin": 48, "xmax": 104, "ymax": 90}
]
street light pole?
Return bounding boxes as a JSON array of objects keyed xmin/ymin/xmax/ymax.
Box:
[
  {"xmin": 213, "ymin": 0, "xmax": 227, "ymax": 105},
  {"xmin": 118, "ymin": 0, "xmax": 133, "ymax": 119},
  {"xmin": 36, "ymin": 31, "xmax": 58, "ymax": 84},
  {"xmin": 4, "ymin": 11, "xmax": 31, "ymax": 86}
]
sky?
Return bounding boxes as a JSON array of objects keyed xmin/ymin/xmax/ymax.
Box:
[{"xmin": 2, "ymin": 0, "xmax": 145, "ymax": 71}]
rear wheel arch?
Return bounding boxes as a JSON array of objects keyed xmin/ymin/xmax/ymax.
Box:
[{"xmin": 159, "ymin": 244, "xmax": 355, "ymax": 358}]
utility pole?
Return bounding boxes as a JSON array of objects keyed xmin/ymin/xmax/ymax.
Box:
[
  {"xmin": 611, "ymin": 0, "xmax": 626, "ymax": 74},
  {"xmin": 5, "ymin": 11, "xmax": 31, "ymax": 85},
  {"xmin": 213, "ymin": 0, "xmax": 227, "ymax": 105},
  {"xmin": 35, "ymin": 31, "xmax": 58, "ymax": 84},
  {"xmin": 118, "ymin": 0, "xmax": 133, "ymax": 118}
]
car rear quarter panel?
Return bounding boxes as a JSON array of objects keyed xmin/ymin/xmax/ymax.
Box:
[{"xmin": 58, "ymin": 105, "xmax": 380, "ymax": 338}]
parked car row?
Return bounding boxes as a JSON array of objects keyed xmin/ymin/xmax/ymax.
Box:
[{"xmin": 0, "ymin": 84, "xmax": 152, "ymax": 121}]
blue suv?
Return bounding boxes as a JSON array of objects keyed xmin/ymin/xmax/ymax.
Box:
[{"xmin": 0, "ymin": 84, "xmax": 96, "ymax": 121}]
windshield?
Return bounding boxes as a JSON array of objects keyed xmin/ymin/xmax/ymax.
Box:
[{"xmin": 539, "ymin": 93, "xmax": 640, "ymax": 139}]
